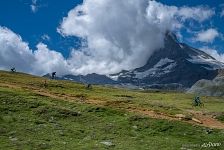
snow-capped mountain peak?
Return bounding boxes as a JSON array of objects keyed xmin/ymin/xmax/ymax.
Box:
[{"xmin": 109, "ymin": 32, "xmax": 223, "ymax": 88}]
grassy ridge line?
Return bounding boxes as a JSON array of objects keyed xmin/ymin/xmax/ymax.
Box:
[{"xmin": 0, "ymin": 71, "xmax": 224, "ymax": 126}]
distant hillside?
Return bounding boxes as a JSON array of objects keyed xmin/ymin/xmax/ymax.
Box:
[
  {"xmin": 188, "ymin": 75, "xmax": 224, "ymax": 97},
  {"xmin": 43, "ymin": 73, "xmax": 118, "ymax": 85}
]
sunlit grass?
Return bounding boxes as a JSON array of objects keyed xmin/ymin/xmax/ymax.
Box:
[{"xmin": 0, "ymin": 70, "xmax": 224, "ymax": 149}]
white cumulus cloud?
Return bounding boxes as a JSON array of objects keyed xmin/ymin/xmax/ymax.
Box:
[
  {"xmin": 0, "ymin": 27, "xmax": 35, "ymax": 73},
  {"xmin": 32, "ymin": 43, "xmax": 70, "ymax": 75},
  {"xmin": 194, "ymin": 28, "xmax": 219, "ymax": 43},
  {"xmin": 0, "ymin": 26, "xmax": 70, "ymax": 75},
  {"xmin": 58, "ymin": 0, "xmax": 214, "ymax": 75}
]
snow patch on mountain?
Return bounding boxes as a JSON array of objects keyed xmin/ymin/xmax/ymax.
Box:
[
  {"xmin": 154, "ymin": 58, "xmax": 174, "ymax": 68},
  {"xmin": 179, "ymin": 43, "xmax": 184, "ymax": 49},
  {"xmin": 64, "ymin": 77, "xmax": 74, "ymax": 81},
  {"xmin": 107, "ymin": 74, "xmax": 119, "ymax": 81},
  {"xmin": 134, "ymin": 58, "xmax": 176, "ymax": 79},
  {"xmin": 187, "ymin": 55, "xmax": 224, "ymax": 70}
]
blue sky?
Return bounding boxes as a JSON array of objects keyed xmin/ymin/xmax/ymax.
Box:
[
  {"xmin": 0, "ymin": 0, "xmax": 83, "ymax": 58},
  {"xmin": 0, "ymin": 0, "xmax": 223, "ymax": 75},
  {"xmin": 160, "ymin": 0, "xmax": 224, "ymax": 53}
]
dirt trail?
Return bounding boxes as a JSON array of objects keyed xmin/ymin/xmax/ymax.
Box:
[
  {"xmin": 187, "ymin": 110, "xmax": 224, "ymax": 129},
  {"xmin": 196, "ymin": 114, "xmax": 224, "ymax": 129},
  {"xmin": 1, "ymin": 82, "xmax": 224, "ymax": 129}
]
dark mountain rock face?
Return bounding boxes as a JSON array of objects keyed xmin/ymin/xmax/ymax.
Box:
[
  {"xmin": 44, "ymin": 73, "xmax": 118, "ymax": 85},
  {"xmin": 63, "ymin": 73, "xmax": 118, "ymax": 84},
  {"xmin": 44, "ymin": 32, "xmax": 224, "ymax": 89}
]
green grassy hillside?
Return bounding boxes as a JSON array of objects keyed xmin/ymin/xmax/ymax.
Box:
[{"xmin": 0, "ymin": 71, "xmax": 224, "ymax": 150}]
